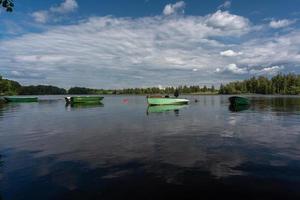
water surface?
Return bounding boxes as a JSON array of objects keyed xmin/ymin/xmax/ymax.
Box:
[{"xmin": 1, "ymin": 95, "xmax": 300, "ymax": 200}]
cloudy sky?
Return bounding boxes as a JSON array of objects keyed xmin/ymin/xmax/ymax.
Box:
[{"xmin": 0, "ymin": 0, "xmax": 300, "ymax": 88}]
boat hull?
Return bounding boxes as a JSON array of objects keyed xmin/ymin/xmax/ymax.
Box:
[
  {"xmin": 4, "ymin": 97, "xmax": 38, "ymax": 103},
  {"xmin": 147, "ymin": 97, "xmax": 189, "ymax": 105},
  {"xmin": 229, "ymin": 96, "xmax": 250, "ymax": 105},
  {"xmin": 65, "ymin": 96, "xmax": 104, "ymax": 104}
]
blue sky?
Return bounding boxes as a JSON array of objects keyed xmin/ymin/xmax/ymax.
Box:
[{"xmin": 0, "ymin": 0, "xmax": 300, "ymax": 88}]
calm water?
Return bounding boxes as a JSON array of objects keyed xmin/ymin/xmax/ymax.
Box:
[{"xmin": 1, "ymin": 95, "xmax": 300, "ymax": 200}]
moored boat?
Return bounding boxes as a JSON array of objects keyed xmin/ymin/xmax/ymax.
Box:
[
  {"xmin": 229, "ymin": 96, "xmax": 250, "ymax": 105},
  {"xmin": 147, "ymin": 96, "xmax": 189, "ymax": 105},
  {"xmin": 4, "ymin": 97, "xmax": 38, "ymax": 103},
  {"xmin": 65, "ymin": 96, "xmax": 104, "ymax": 104}
]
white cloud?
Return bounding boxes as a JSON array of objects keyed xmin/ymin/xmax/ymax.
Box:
[
  {"xmin": 9, "ymin": 70, "xmax": 44, "ymax": 79},
  {"xmin": 221, "ymin": 64, "xmax": 248, "ymax": 74},
  {"xmin": 250, "ymin": 66, "xmax": 284, "ymax": 75},
  {"xmin": 205, "ymin": 10, "xmax": 250, "ymax": 34},
  {"xmin": 269, "ymin": 19, "xmax": 295, "ymax": 29},
  {"xmin": 218, "ymin": 1, "xmax": 231, "ymax": 10},
  {"xmin": 32, "ymin": 0, "xmax": 78, "ymax": 23},
  {"xmin": 32, "ymin": 11, "xmax": 49, "ymax": 23},
  {"xmin": 220, "ymin": 50, "xmax": 243, "ymax": 57},
  {"xmin": 15, "ymin": 55, "xmax": 65, "ymax": 63},
  {"xmin": 163, "ymin": 1, "xmax": 186, "ymax": 16},
  {"xmin": 50, "ymin": 0, "xmax": 78, "ymax": 14},
  {"xmin": 238, "ymin": 31, "xmax": 300, "ymax": 67},
  {"xmin": 11, "ymin": 70, "xmax": 22, "ymax": 77},
  {"xmin": 1, "ymin": 9, "xmax": 300, "ymax": 87}
]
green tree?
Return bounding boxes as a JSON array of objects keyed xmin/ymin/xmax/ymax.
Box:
[
  {"xmin": 0, "ymin": 0, "xmax": 14, "ymax": 12},
  {"xmin": 203, "ymin": 85, "xmax": 208, "ymax": 92},
  {"xmin": 0, "ymin": 75, "xmax": 21, "ymax": 95},
  {"xmin": 219, "ymin": 73, "xmax": 300, "ymax": 95},
  {"xmin": 20, "ymin": 85, "xmax": 67, "ymax": 95}
]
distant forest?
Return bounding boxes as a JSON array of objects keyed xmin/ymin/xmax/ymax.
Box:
[
  {"xmin": 219, "ymin": 73, "xmax": 300, "ymax": 95},
  {"xmin": 1, "ymin": 73, "xmax": 300, "ymax": 95},
  {"xmin": 68, "ymin": 85, "xmax": 216, "ymax": 95},
  {"xmin": 0, "ymin": 76, "xmax": 67, "ymax": 95}
]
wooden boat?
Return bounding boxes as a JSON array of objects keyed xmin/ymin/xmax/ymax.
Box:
[
  {"xmin": 229, "ymin": 96, "xmax": 250, "ymax": 105},
  {"xmin": 147, "ymin": 105, "xmax": 188, "ymax": 113},
  {"xmin": 147, "ymin": 96, "xmax": 189, "ymax": 105},
  {"xmin": 4, "ymin": 97, "xmax": 38, "ymax": 103},
  {"xmin": 65, "ymin": 96, "xmax": 104, "ymax": 104}
]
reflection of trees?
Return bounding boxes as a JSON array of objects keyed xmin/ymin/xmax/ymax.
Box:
[
  {"xmin": 0, "ymin": 154, "xmax": 3, "ymax": 180},
  {"xmin": 0, "ymin": 154, "xmax": 3, "ymax": 200},
  {"xmin": 251, "ymin": 97, "xmax": 300, "ymax": 114},
  {"xmin": 0, "ymin": 154, "xmax": 3, "ymax": 168},
  {"xmin": 0, "ymin": 103, "xmax": 4, "ymax": 119},
  {"xmin": 0, "ymin": 103, "xmax": 20, "ymax": 120}
]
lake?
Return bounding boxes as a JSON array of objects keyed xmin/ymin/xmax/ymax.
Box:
[{"xmin": 1, "ymin": 95, "xmax": 300, "ymax": 200}]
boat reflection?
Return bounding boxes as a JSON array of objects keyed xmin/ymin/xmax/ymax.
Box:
[
  {"xmin": 229, "ymin": 104, "xmax": 250, "ymax": 112},
  {"xmin": 0, "ymin": 97, "xmax": 6, "ymax": 104},
  {"xmin": 147, "ymin": 104, "xmax": 188, "ymax": 115},
  {"xmin": 65, "ymin": 102, "xmax": 104, "ymax": 110},
  {"xmin": 251, "ymin": 97, "xmax": 300, "ymax": 114}
]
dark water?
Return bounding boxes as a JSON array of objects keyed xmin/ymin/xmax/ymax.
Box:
[{"xmin": 1, "ymin": 95, "xmax": 300, "ymax": 200}]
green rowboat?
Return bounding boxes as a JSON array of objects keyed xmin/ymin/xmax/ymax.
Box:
[
  {"xmin": 4, "ymin": 97, "xmax": 38, "ymax": 103},
  {"xmin": 147, "ymin": 97, "xmax": 189, "ymax": 105},
  {"xmin": 229, "ymin": 96, "xmax": 250, "ymax": 105},
  {"xmin": 65, "ymin": 96, "xmax": 104, "ymax": 104}
]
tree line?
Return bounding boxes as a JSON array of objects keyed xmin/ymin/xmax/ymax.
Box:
[
  {"xmin": 219, "ymin": 73, "xmax": 300, "ymax": 95},
  {"xmin": 19, "ymin": 85, "xmax": 67, "ymax": 95},
  {"xmin": 68, "ymin": 85, "xmax": 216, "ymax": 95},
  {"xmin": 0, "ymin": 75, "xmax": 67, "ymax": 95},
  {"xmin": 0, "ymin": 76, "xmax": 216, "ymax": 95},
  {"xmin": 2, "ymin": 73, "xmax": 300, "ymax": 96}
]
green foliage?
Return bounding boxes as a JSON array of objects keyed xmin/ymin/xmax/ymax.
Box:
[
  {"xmin": 0, "ymin": 0, "xmax": 14, "ymax": 12},
  {"xmin": 0, "ymin": 75, "xmax": 217, "ymax": 96},
  {"xmin": 0, "ymin": 75, "xmax": 21, "ymax": 95},
  {"xmin": 3, "ymin": 73, "xmax": 300, "ymax": 96},
  {"xmin": 0, "ymin": 75, "xmax": 67, "ymax": 95},
  {"xmin": 67, "ymin": 85, "xmax": 217, "ymax": 95},
  {"xmin": 68, "ymin": 87, "xmax": 99, "ymax": 94},
  {"xmin": 19, "ymin": 85, "xmax": 67, "ymax": 95},
  {"xmin": 219, "ymin": 73, "xmax": 300, "ymax": 95}
]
